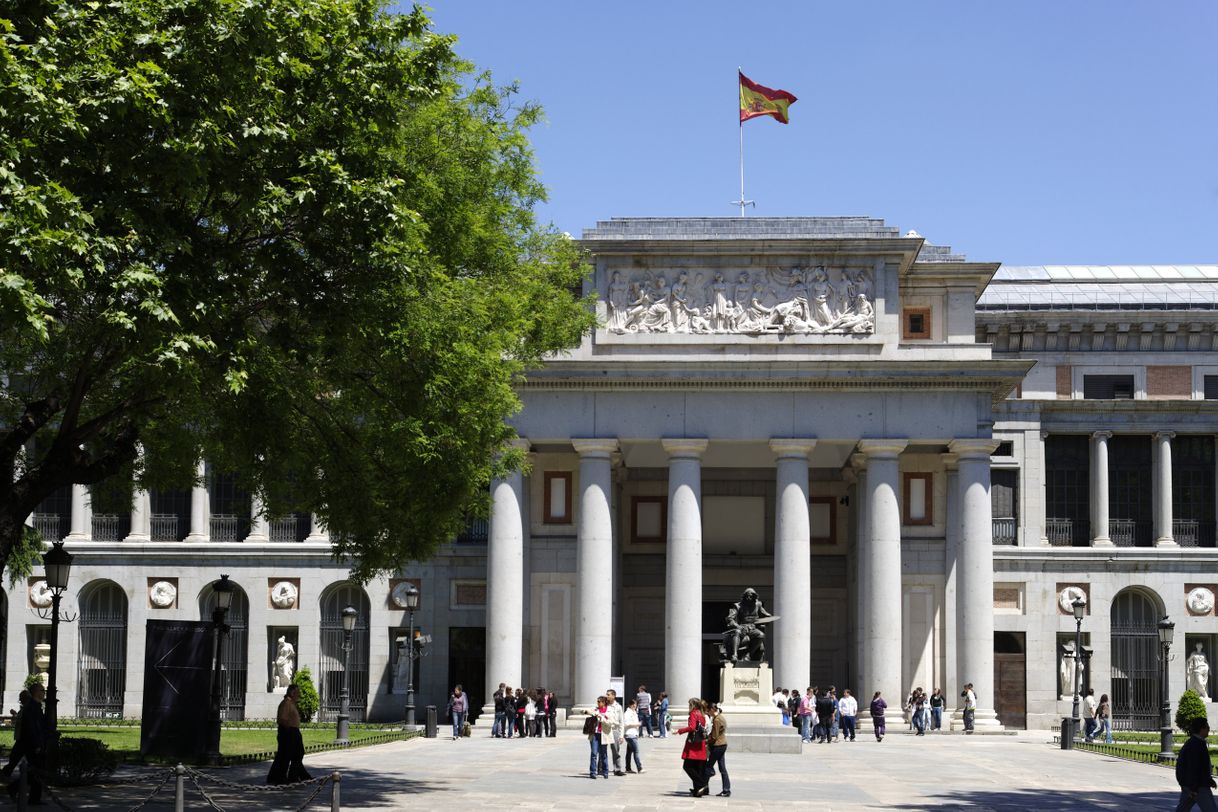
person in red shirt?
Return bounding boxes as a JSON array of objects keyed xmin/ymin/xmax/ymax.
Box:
[{"xmin": 677, "ymin": 698, "xmax": 710, "ymax": 796}]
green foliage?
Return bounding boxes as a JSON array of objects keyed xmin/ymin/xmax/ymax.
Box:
[
  {"xmin": 0, "ymin": 0, "xmax": 595, "ymax": 578},
  {"xmin": 22, "ymin": 673, "xmax": 44, "ymax": 691},
  {"xmin": 292, "ymin": 666, "xmax": 320, "ymax": 723},
  {"xmin": 4, "ymin": 528, "xmax": 43, "ymax": 588},
  {"xmin": 52, "ymin": 737, "xmax": 119, "ymax": 785},
  {"xmin": 1176, "ymin": 689, "xmax": 1208, "ymax": 733}
]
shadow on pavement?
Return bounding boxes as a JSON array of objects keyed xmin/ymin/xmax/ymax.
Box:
[{"xmin": 888, "ymin": 788, "xmax": 1171, "ymax": 811}]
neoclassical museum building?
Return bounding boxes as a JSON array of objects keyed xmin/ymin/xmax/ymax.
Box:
[{"xmin": 6, "ymin": 217, "xmax": 1218, "ymax": 731}]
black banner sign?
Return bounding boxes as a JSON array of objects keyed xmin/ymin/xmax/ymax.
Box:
[{"xmin": 139, "ymin": 620, "xmax": 214, "ymax": 761}]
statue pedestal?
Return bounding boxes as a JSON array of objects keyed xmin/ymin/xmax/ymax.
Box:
[{"xmin": 717, "ymin": 663, "xmax": 802, "ymax": 753}]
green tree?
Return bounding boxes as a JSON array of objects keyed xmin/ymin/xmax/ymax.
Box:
[
  {"xmin": 0, "ymin": 0, "xmax": 594, "ymax": 578},
  {"xmin": 292, "ymin": 666, "xmax": 321, "ymax": 723},
  {"xmin": 1176, "ymin": 689, "xmax": 1208, "ymax": 734}
]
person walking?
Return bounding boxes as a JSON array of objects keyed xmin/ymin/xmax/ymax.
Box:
[
  {"xmin": 636, "ymin": 685, "xmax": 654, "ymax": 737},
  {"xmin": 929, "ymin": 688, "xmax": 945, "ymax": 732},
  {"xmin": 798, "ymin": 687, "xmax": 814, "ymax": 743},
  {"xmin": 586, "ymin": 697, "xmax": 610, "ymax": 779},
  {"xmin": 838, "ymin": 689, "xmax": 858, "ymax": 741},
  {"xmin": 5, "ymin": 684, "xmax": 46, "ymax": 804},
  {"xmin": 624, "ymin": 699, "xmax": 644, "ymax": 773},
  {"xmin": 706, "ymin": 702, "xmax": 730, "ymax": 797},
  {"xmin": 546, "ymin": 690, "xmax": 559, "ymax": 737},
  {"xmin": 267, "ymin": 684, "xmax": 312, "ymax": 784},
  {"xmin": 447, "ymin": 684, "xmax": 468, "ymax": 740},
  {"xmin": 1175, "ymin": 716, "xmax": 1216, "ymax": 812},
  {"xmin": 1083, "ymin": 689, "xmax": 1098, "ymax": 742},
  {"xmin": 491, "ymin": 683, "xmax": 507, "ymax": 738},
  {"xmin": 656, "ymin": 692, "xmax": 670, "ymax": 738},
  {"xmin": 1096, "ymin": 693, "xmax": 1113, "ymax": 744},
  {"xmin": 870, "ymin": 691, "xmax": 887, "ymax": 742},
  {"xmin": 961, "ymin": 683, "xmax": 976, "ymax": 734},
  {"xmin": 815, "ymin": 688, "xmax": 836, "ymax": 743},
  {"xmin": 677, "ymin": 698, "xmax": 710, "ymax": 797},
  {"xmin": 605, "ymin": 688, "xmax": 626, "ymax": 775}
]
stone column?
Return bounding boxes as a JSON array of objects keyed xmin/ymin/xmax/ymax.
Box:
[
  {"xmin": 942, "ymin": 453, "xmax": 961, "ymax": 720},
  {"xmin": 125, "ymin": 445, "xmax": 151, "ymax": 542},
  {"xmin": 1090, "ymin": 431, "xmax": 1113, "ymax": 546},
  {"xmin": 304, "ymin": 513, "xmax": 328, "ymax": 543},
  {"xmin": 572, "ymin": 439, "xmax": 618, "ymax": 709},
  {"xmin": 65, "ymin": 484, "xmax": 91, "ymax": 541},
  {"xmin": 1038, "ymin": 430, "xmax": 1050, "ymax": 546},
  {"xmin": 951, "ymin": 439, "xmax": 1002, "ymax": 731},
  {"xmin": 1154, "ymin": 431, "xmax": 1177, "ymax": 547},
  {"xmin": 184, "ymin": 459, "xmax": 209, "ymax": 542},
  {"xmin": 770, "ymin": 439, "xmax": 815, "ymax": 692},
  {"xmin": 857, "ymin": 439, "xmax": 907, "ymax": 723},
  {"xmin": 849, "ymin": 454, "xmax": 869, "ymax": 700},
  {"xmin": 663, "ymin": 439, "xmax": 707, "ymax": 705},
  {"xmin": 246, "ymin": 494, "xmax": 269, "ymax": 542},
  {"xmin": 483, "ymin": 440, "xmax": 529, "ymax": 714}
]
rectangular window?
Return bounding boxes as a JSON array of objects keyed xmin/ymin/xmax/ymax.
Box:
[
  {"xmin": 1082, "ymin": 374, "xmax": 1134, "ymax": 399},
  {"xmin": 1205, "ymin": 375, "xmax": 1218, "ymax": 400},
  {"xmin": 810, "ymin": 497, "xmax": 837, "ymax": 545},
  {"xmin": 902, "ymin": 307, "xmax": 932, "ymax": 340},
  {"xmin": 542, "ymin": 471, "xmax": 572, "ymax": 524},
  {"xmin": 992, "ymin": 441, "xmax": 1014, "ymax": 458},
  {"xmin": 631, "ymin": 496, "xmax": 666, "ymax": 544},
  {"xmin": 903, "ymin": 472, "xmax": 933, "ymax": 525}
]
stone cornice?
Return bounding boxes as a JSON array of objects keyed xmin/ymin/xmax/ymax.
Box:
[{"xmin": 978, "ymin": 313, "xmax": 1218, "ymax": 353}]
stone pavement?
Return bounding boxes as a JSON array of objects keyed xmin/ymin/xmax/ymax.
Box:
[{"xmin": 47, "ymin": 729, "xmax": 1181, "ymax": 810}]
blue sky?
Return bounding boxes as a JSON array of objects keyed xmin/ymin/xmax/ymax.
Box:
[{"xmin": 424, "ymin": 1, "xmax": 1218, "ymax": 265}]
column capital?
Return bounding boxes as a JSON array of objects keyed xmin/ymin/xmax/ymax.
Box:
[
  {"xmin": 1040, "ymin": 430, "xmax": 1050, "ymax": 441},
  {"xmin": 769, "ymin": 438, "xmax": 816, "ymax": 459},
  {"xmin": 941, "ymin": 452, "xmax": 959, "ymax": 471},
  {"xmin": 857, "ymin": 439, "xmax": 908, "ymax": 459},
  {"xmin": 948, "ymin": 438, "xmax": 998, "ymax": 460},
  {"xmin": 1092, "ymin": 430, "xmax": 1113, "ymax": 441},
  {"xmin": 662, "ymin": 438, "xmax": 708, "ymax": 458},
  {"xmin": 572, "ymin": 438, "xmax": 619, "ymax": 458},
  {"xmin": 848, "ymin": 452, "xmax": 867, "ymax": 471},
  {"xmin": 1154, "ymin": 430, "xmax": 1176, "ymax": 441}
]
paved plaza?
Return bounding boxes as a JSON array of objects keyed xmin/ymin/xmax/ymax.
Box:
[{"xmin": 44, "ymin": 728, "xmax": 1183, "ymax": 810}]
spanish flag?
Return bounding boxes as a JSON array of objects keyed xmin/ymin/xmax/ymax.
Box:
[{"xmin": 739, "ymin": 71, "xmax": 797, "ymax": 124}]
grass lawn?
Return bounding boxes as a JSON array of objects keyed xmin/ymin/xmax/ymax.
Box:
[{"xmin": 0, "ymin": 725, "xmax": 405, "ymax": 762}]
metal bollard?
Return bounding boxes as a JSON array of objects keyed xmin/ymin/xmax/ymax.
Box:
[
  {"xmin": 1060, "ymin": 717, "xmax": 1074, "ymax": 750},
  {"xmin": 425, "ymin": 705, "xmax": 437, "ymax": 739},
  {"xmin": 330, "ymin": 771, "xmax": 341, "ymax": 812},
  {"xmin": 175, "ymin": 763, "xmax": 186, "ymax": 812}
]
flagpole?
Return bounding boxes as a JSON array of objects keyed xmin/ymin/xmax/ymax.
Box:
[{"xmin": 733, "ymin": 66, "xmax": 754, "ymax": 216}]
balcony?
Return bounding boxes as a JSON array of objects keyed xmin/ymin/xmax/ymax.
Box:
[
  {"xmin": 209, "ymin": 514, "xmax": 246, "ymax": 543},
  {"xmin": 1046, "ymin": 517, "xmax": 1080, "ymax": 547},
  {"xmin": 150, "ymin": 514, "xmax": 179, "ymax": 542},
  {"xmin": 30, "ymin": 513, "xmax": 64, "ymax": 542},
  {"xmin": 1110, "ymin": 518, "xmax": 1152, "ymax": 548},
  {"xmin": 269, "ymin": 515, "xmax": 311, "ymax": 543},
  {"xmin": 455, "ymin": 516, "xmax": 489, "ymax": 545},
  {"xmin": 91, "ymin": 514, "xmax": 130, "ymax": 542},
  {"xmin": 1171, "ymin": 520, "xmax": 1216, "ymax": 548},
  {"xmin": 992, "ymin": 517, "xmax": 1017, "ymax": 545}
]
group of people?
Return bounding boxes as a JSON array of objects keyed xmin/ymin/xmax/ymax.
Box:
[
  {"xmin": 1081, "ymin": 689, "xmax": 1114, "ymax": 744},
  {"xmin": 674, "ymin": 698, "xmax": 731, "ymax": 797},
  {"xmin": 772, "ymin": 682, "xmax": 979, "ymax": 741},
  {"xmin": 489, "ymin": 684, "xmax": 558, "ymax": 739},
  {"xmin": 904, "ymin": 687, "xmax": 948, "ymax": 734},
  {"xmin": 584, "ymin": 689, "xmax": 648, "ymax": 778}
]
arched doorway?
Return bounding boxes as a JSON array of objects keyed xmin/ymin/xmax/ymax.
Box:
[
  {"xmin": 1110, "ymin": 588, "xmax": 1162, "ymax": 731},
  {"xmin": 200, "ymin": 583, "xmax": 249, "ymax": 721},
  {"xmin": 77, "ymin": 581, "xmax": 128, "ymax": 718},
  {"xmin": 318, "ymin": 583, "xmax": 371, "ymax": 722}
]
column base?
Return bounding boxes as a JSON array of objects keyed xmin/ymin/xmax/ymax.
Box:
[
  {"xmin": 1091, "ymin": 536, "xmax": 1114, "ymax": 547},
  {"xmin": 183, "ymin": 533, "xmax": 210, "ymax": 543},
  {"xmin": 64, "ymin": 532, "xmax": 91, "ymax": 543},
  {"xmin": 949, "ymin": 708, "xmax": 1005, "ymax": 732},
  {"xmin": 1155, "ymin": 537, "xmax": 1179, "ymax": 548},
  {"xmin": 123, "ymin": 533, "xmax": 150, "ymax": 543}
]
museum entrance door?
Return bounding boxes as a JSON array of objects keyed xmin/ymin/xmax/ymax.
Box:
[
  {"xmin": 447, "ymin": 626, "xmax": 485, "ymax": 724},
  {"xmin": 1110, "ymin": 589, "xmax": 1160, "ymax": 731},
  {"xmin": 994, "ymin": 631, "xmax": 1026, "ymax": 729}
]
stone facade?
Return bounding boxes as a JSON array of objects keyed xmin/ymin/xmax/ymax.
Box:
[{"xmin": 6, "ymin": 219, "xmax": 1218, "ymax": 732}]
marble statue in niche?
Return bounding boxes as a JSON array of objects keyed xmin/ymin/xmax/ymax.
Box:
[
  {"xmin": 1187, "ymin": 643, "xmax": 1211, "ymax": 700},
  {"xmin": 273, "ymin": 636, "xmax": 296, "ymax": 690},
  {"xmin": 1059, "ymin": 641, "xmax": 1076, "ymax": 699},
  {"xmin": 605, "ymin": 265, "xmax": 876, "ymax": 336}
]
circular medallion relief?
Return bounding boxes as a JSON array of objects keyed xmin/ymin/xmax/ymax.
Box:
[
  {"xmin": 148, "ymin": 580, "xmax": 177, "ymax": 608},
  {"xmin": 1058, "ymin": 586, "xmax": 1088, "ymax": 614},
  {"xmin": 270, "ymin": 581, "xmax": 298, "ymax": 609},
  {"xmin": 29, "ymin": 580, "xmax": 52, "ymax": 608},
  {"xmin": 1187, "ymin": 587, "xmax": 1215, "ymax": 616},
  {"xmin": 390, "ymin": 582, "xmax": 417, "ymax": 609}
]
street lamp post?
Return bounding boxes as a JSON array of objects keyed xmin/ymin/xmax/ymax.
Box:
[
  {"xmin": 1070, "ymin": 598, "xmax": 1086, "ymax": 733},
  {"xmin": 1158, "ymin": 616, "xmax": 1175, "ymax": 763},
  {"xmin": 206, "ymin": 575, "xmax": 234, "ymax": 765},
  {"xmin": 402, "ymin": 585, "xmax": 420, "ymax": 727},
  {"xmin": 41, "ymin": 541, "xmax": 74, "ymax": 737},
  {"xmin": 336, "ymin": 606, "xmax": 357, "ymax": 744}
]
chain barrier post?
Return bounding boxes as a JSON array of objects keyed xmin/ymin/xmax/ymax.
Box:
[
  {"xmin": 330, "ymin": 771, "xmax": 341, "ymax": 812},
  {"xmin": 175, "ymin": 763, "xmax": 186, "ymax": 812}
]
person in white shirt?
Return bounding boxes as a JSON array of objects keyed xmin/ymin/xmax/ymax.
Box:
[
  {"xmin": 961, "ymin": 684, "xmax": 977, "ymax": 733},
  {"xmin": 623, "ymin": 699, "xmax": 644, "ymax": 773},
  {"xmin": 525, "ymin": 693, "xmax": 538, "ymax": 737},
  {"xmin": 837, "ymin": 689, "xmax": 859, "ymax": 741},
  {"xmin": 605, "ymin": 689, "xmax": 626, "ymax": 775},
  {"xmin": 1082, "ymin": 689, "xmax": 1099, "ymax": 742}
]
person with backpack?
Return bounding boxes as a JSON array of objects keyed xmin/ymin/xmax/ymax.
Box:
[
  {"xmin": 870, "ymin": 691, "xmax": 888, "ymax": 742},
  {"xmin": 1095, "ymin": 693, "xmax": 1113, "ymax": 744},
  {"xmin": 677, "ymin": 698, "xmax": 710, "ymax": 796},
  {"xmin": 815, "ymin": 688, "xmax": 836, "ymax": 743}
]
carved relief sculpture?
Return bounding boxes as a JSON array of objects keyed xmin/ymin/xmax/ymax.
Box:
[
  {"xmin": 1188, "ymin": 587, "xmax": 1215, "ymax": 616},
  {"xmin": 1187, "ymin": 643, "xmax": 1211, "ymax": 700},
  {"xmin": 1058, "ymin": 586, "xmax": 1087, "ymax": 614},
  {"xmin": 391, "ymin": 581, "xmax": 418, "ymax": 609},
  {"xmin": 149, "ymin": 580, "xmax": 177, "ymax": 609},
  {"xmin": 29, "ymin": 580, "xmax": 53, "ymax": 608},
  {"xmin": 271, "ymin": 581, "xmax": 298, "ymax": 609},
  {"xmin": 606, "ymin": 265, "xmax": 875, "ymax": 336},
  {"xmin": 274, "ymin": 636, "xmax": 296, "ymax": 690}
]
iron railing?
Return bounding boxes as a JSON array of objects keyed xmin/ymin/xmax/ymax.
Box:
[
  {"xmin": 1046, "ymin": 517, "xmax": 1085, "ymax": 546},
  {"xmin": 91, "ymin": 513, "xmax": 130, "ymax": 542},
  {"xmin": 209, "ymin": 514, "xmax": 249, "ymax": 543},
  {"xmin": 30, "ymin": 513, "xmax": 64, "ymax": 543},
  {"xmin": 269, "ymin": 514, "xmax": 311, "ymax": 543},
  {"xmin": 1111, "ymin": 518, "xmax": 1152, "ymax": 548},
  {"xmin": 150, "ymin": 514, "xmax": 180, "ymax": 542},
  {"xmin": 456, "ymin": 516, "xmax": 489, "ymax": 544},
  {"xmin": 77, "ymin": 605, "xmax": 127, "ymax": 718},
  {"xmin": 1172, "ymin": 520, "xmax": 1216, "ymax": 548},
  {"xmin": 1111, "ymin": 621, "xmax": 1160, "ymax": 731},
  {"xmin": 992, "ymin": 517, "xmax": 1017, "ymax": 545}
]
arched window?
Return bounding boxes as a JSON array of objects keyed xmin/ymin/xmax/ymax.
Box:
[
  {"xmin": 318, "ymin": 583, "xmax": 371, "ymax": 722},
  {"xmin": 77, "ymin": 581, "xmax": 128, "ymax": 718},
  {"xmin": 200, "ymin": 583, "xmax": 250, "ymax": 721},
  {"xmin": 1110, "ymin": 588, "xmax": 1163, "ymax": 731}
]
